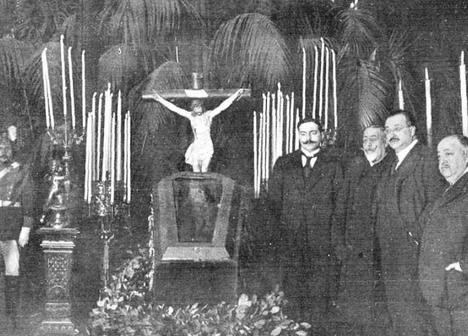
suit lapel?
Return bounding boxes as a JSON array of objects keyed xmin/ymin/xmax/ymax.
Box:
[
  {"xmin": 394, "ymin": 142, "xmax": 423, "ymax": 181},
  {"xmin": 437, "ymin": 173, "xmax": 468, "ymax": 208},
  {"xmin": 305, "ymin": 152, "xmax": 328, "ymax": 189}
]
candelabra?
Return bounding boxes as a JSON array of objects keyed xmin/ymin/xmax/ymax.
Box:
[
  {"xmin": 91, "ymin": 177, "xmax": 130, "ymax": 288},
  {"xmin": 38, "ymin": 126, "xmax": 83, "ymax": 336}
]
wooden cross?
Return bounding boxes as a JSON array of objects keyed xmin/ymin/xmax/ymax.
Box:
[{"xmin": 142, "ymin": 72, "xmax": 251, "ymax": 104}]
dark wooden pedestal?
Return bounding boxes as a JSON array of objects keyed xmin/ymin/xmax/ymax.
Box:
[{"xmin": 37, "ymin": 227, "xmax": 80, "ymax": 335}]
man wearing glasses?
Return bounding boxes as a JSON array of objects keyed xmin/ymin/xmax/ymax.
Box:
[{"xmin": 376, "ymin": 110, "xmax": 445, "ymax": 336}]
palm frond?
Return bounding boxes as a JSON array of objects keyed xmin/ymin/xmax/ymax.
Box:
[
  {"xmin": 338, "ymin": 7, "xmax": 380, "ymax": 58},
  {"xmin": 132, "ymin": 60, "xmax": 188, "ymax": 135},
  {"xmin": 210, "ymin": 13, "xmax": 290, "ymax": 88},
  {"xmin": 23, "ymin": 42, "xmax": 64, "ymax": 127},
  {"xmin": 100, "ymin": 0, "xmax": 198, "ymax": 46},
  {"xmin": 0, "ymin": 37, "xmax": 35, "ymax": 87},
  {"xmin": 341, "ymin": 57, "xmax": 389, "ymax": 131},
  {"xmin": 97, "ymin": 44, "xmax": 142, "ymax": 92}
]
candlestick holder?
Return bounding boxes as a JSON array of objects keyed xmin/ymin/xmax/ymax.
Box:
[
  {"xmin": 89, "ymin": 177, "xmax": 130, "ymax": 289},
  {"xmin": 38, "ymin": 125, "xmax": 83, "ymax": 335}
]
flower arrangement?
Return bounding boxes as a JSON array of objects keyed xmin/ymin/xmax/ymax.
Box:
[{"xmin": 88, "ymin": 247, "xmax": 311, "ymax": 336}]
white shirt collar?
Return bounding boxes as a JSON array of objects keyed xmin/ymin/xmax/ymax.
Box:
[
  {"xmin": 395, "ymin": 139, "xmax": 418, "ymax": 168},
  {"xmin": 301, "ymin": 148, "xmax": 320, "ymax": 167}
]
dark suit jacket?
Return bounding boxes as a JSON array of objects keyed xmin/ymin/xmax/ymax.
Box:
[
  {"xmin": 419, "ymin": 172, "xmax": 468, "ymax": 310},
  {"xmin": 268, "ymin": 148, "xmax": 345, "ymax": 263},
  {"xmin": 376, "ymin": 142, "xmax": 445, "ymax": 281}
]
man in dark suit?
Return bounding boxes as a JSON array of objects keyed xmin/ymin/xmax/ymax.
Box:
[
  {"xmin": 376, "ymin": 110, "xmax": 445, "ymax": 336},
  {"xmin": 419, "ymin": 135, "xmax": 468, "ymax": 336},
  {"xmin": 334, "ymin": 125, "xmax": 392, "ymax": 335},
  {"xmin": 268, "ymin": 117, "xmax": 344, "ymax": 331}
]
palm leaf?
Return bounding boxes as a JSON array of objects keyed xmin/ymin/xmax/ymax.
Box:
[
  {"xmin": 97, "ymin": 44, "xmax": 142, "ymax": 92},
  {"xmin": 24, "ymin": 42, "xmax": 64, "ymax": 126},
  {"xmin": 100, "ymin": 0, "xmax": 198, "ymax": 46},
  {"xmin": 341, "ymin": 56, "xmax": 389, "ymax": 132},
  {"xmin": 338, "ymin": 7, "xmax": 380, "ymax": 58},
  {"xmin": 0, "ymin": 37, "xmax": 35, "ymax": 87},
  {"xmin": 210, "ymin": 13, "xmax": 290, "ymax": 88},
  {"xmin": 132, "ymin": 60, "xmax": 188, "ymax": 135}
]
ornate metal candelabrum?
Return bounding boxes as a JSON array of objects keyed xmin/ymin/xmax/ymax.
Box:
[
  {"xmin": 37, "ymin": 126, "xmax": 84, "ymax": 336},
  {"xmin": 90, "ymin": 176, "xmax": 130, "ymax": 289}
]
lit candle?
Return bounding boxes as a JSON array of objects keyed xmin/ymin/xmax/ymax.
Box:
[
  {"xmin": 290, "ymin": 91, "xmax": 295, "ymax": 152},
  {"xmin": 319, "ymin": 38, "xmax": 325, "ymax": 121},
  {"xmin": 41, "ymin": 49, "xmax": 50, "ymax": 129},
  {"xmin": 253, "ymin": 110, "xmax": 258, "ymax": 198},
  {"xmin": 60, "ymin": 35, "xmax": 67, "ymax": 139},
  {"xmin": 82, "ymin": 50, "xmax": 86, "ymax": 131},
  {"xmin": 97, "ymin": 93, "xmax": 103, "ymax": 180},
  {"xmin": 68, "ymin": 46, "xmax": 76, "ymax": 130},
  {"xmin": 110, "ymin": 113, "xmax": 115, "ymax": 204},
  {"xmin": 313, "ymin": 45, "xmax": 318, "ymax": 119},
  {"xmin": 116, "ymin": 91, "xmax": 122, "ymax": 181},
  {"xmin": 302, "ymin": 46, "xmax": 306, "ymax": 118},
  {"xmin": 127, "ymin": 111, "xmax": 131, "ymax": 203},
  {"xmin": 398, "ymin": 79, "xmax": 404, "ymax": 110},
  {"xmin": 84, "ymin": 115, "xmax": 89, "ymax": 200},
  {"xmin": 43, "ymin": 49, "xmax": 54, "ymax": 129},
  {"xmin": 460, "ymin": 51, "xmax": 468, "ymax": 136},
  {"xmin": 332, "ymin": 49, "xmax": 338, "ymax": 129},
  {"xmin": 91, "ymin": 93, "xmax": 97, "ymax": 180},
  {"xmin": 324, "ymin": 47, "xmax": 330, "ymax": 130},
  {"xmin": 285, "ymin": 95, "xmax": 290, "ymax": 154},
  {"xmin": 425, "ymin": 68, "xmax": 432, "ymax": 148}
]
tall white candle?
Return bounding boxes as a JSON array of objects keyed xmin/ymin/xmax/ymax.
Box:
[
  {"xmin": 324, "ymin": 47, "xmax": 330, "ymax": 130},
  {"xmin": 265, "ymin": 93, "xmax": 270, "ymax": 183},
  {"xmin": 332, "ymin": 49, "xmax": 338, "ymax": 129},
  {"xmin": 290, "ymin": 92, "xmax": 295, "ymax": 152},
  {"xmin": 460, "ymin": 51, "xmax": 468, "ymax": 136},
  {"xmin": 127, "ymin": 111, "xmax": 131, "ymax": 203},
  {"xmin": 60, "ymin": 35, "xmax": 68, "ymax": 139},
  {"xmin": 302, "ymin": 46, "xmax": 306, "ymax": 118},
  {"xmin": 97, "ymin": 93, "xmax": 103, "ymax": 180},
  {"xmin": 319, "ymin": 38, "xmax": 325, "ymax": 121},
  {"xmin": 253, "ymin": 111, "xmax": 258, "ymax": 198},
  {"xmin": 41, "ymin": 49, "xmax": 50, "ymax": 129},
  {"xmin": 116, "ymin": 91, "xmax": 122, "ymax": 181},
  {"xmin": 84, "ymin": 114, "xmax": 90, "ymax": 200},
  {"xmin": 425, "ymin": 68, "xmax": 432, "ymax": 148},
  {"xmin": 91, "ymin": 92, "xmax": 97, "ymax": 180},
  {"xmin": 285, "ymin": 95, "xmax": 290, "ymax": 154},
  {"xmin": 82, "ymin": 50, "xmax": 86, "ymax": 131},
  {"xmin": 398, "ymin": 79, "xmax": 404, "ymax": 110},
  {"xmin": 111, "ymin": 114, "xmax": 115, "ymax": 204},
  {"xmin": 68, "ymin": 46, "xmax": 76, "ymax": 130},
  {"xmin": 313, "ymin": 45, "xmax": 318, "ymax": 119}
]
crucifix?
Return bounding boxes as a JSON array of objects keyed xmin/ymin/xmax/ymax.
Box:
[{"xmin": 142, "ymin": 73, "xmax": 250, "ymax": 173}]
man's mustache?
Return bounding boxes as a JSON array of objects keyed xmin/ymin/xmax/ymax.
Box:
[
  {"xmin": 389, "ymin": 137, "xmax": 399, "ymax": 142},
  {"xmin": 302, "ymin": 140, "xmax": 318, "ymax": 145}
]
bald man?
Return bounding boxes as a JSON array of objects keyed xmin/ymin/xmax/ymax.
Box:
[{"xmin": 419, "ymin": 135, "xmax": 468, "ymax": 336}]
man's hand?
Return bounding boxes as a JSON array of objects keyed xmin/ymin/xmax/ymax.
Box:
[
  {"xmin": 446, "ymin": 262, "xmax": 462, "ymax": 272},
  {"xmin": 18, "ymin": 227, "xmax": 30, "ymax": 247}
]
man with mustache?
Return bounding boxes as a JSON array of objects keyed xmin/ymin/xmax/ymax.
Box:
[
  {"xmin": 419, "ymin": 135, "xmax": 468, "ymax": 336},
  {"xmin": 268, "ymin": 117, "xmax": 345, "ymax": 333},
  {"xmin": 376, "ymin": 110, "xmax": 445, "ymax": 336},
  {"xmin": 334, "ymin": 125, "xmax": 392, "ymax": 335},
  {"xmin": 0, "ymin": 133, "xmax": 34, "ymax": 330}
]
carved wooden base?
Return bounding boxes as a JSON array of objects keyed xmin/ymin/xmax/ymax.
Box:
[{"xmin": 37, "ymin": 227, "xmax": 79, "ymax": 336}]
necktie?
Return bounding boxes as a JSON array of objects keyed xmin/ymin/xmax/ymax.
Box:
[
  {"xmin": 303, "ymin": 155, "xmax": 314, "ymax": 178},
  {"xmin": 390, "ymin": 160, "xmax": 398, "ymax": 175}
]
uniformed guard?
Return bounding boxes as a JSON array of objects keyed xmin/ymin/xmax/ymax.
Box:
[{"xmin": 0, "ymin": 133, "xmax": 34, "ymax": 330}]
